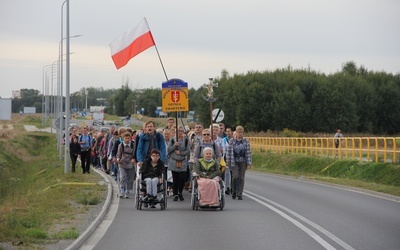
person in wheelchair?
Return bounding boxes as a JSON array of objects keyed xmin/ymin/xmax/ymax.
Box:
[
  {"xmin": 193, "ymin": 147, "xmax": 222, "ymax": 206},
  {"xmin": 140, "ymin": 149, "xmax": 164, "ymax": 208}
]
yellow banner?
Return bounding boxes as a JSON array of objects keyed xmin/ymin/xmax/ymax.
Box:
[{"xmin": 162, "ymin": 87, "xmax": 189, "ymax": 112}]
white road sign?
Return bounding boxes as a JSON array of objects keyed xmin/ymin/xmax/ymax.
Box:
[{"xmin": 212, "ymin": 109, "xmax": 224, "ymax": 122}]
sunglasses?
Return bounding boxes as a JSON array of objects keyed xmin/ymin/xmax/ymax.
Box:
[{"xmin": 202, "ymin": 133, "xmax": 210, "ymax": 136}]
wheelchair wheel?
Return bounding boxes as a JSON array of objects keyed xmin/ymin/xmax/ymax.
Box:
[
  {"xmin": 163, "ymin": 181, "xmax": 168, "ymax": 208},
  {"xmin": 194, "ymin": 194, "xmax": 199, "ymax": 210},
  {"xmin": 220, "ymin": 195, "xmax": 225, "ymax": 211},
  {"xmin": 135, "ymin": 196, "xmax": 139, "ymax": 210},
  {"xmin": 191, "ymin": 193, "xmax": 196, "ymax": 210}
]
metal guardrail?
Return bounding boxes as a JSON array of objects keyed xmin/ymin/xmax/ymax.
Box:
[{"xmin": 247, "ymin": 137, "xmax": 400, "ymax": 163}]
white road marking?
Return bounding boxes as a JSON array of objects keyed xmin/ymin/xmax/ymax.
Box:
[
  {"xmin": 245, "ymin": 190, "xmax": 355, "ymax": 250},
  {"xmin": 78, "ymin": 176, "xmax": 120, "ymax": 250}
]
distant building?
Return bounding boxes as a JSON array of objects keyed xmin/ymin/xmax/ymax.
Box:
[{"xmin": 12, "ymin": 90, "xmax": 21, "ymax": 99}]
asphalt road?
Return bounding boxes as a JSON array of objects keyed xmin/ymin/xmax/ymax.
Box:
[{"xmin": 80, "ymin": 172, "xmax": 400, "ymax": 250}]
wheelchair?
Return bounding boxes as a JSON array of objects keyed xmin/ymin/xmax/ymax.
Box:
[
  {"xmin": 134, "ymin": 167, "xmax": 167, "ymax": 210},
  {"xmin": 191, "ymin": 173, "xmax": 225, "ymax": 211}
]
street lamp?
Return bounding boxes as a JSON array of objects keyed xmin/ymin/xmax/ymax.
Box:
[
  {"xmin": 85, "ymin": 89, "xmax": 88, "ymax": 111},
  {"xmin": 61, "ymin": 0, "xmax": 83, "ymax": 172},
  {"xmin": 42, "ymin": 64, "xmax": 57, "ymax": 125},
  {"xmin": 64, "ymin": 0, "xmax": 71, "ymax": 174}
]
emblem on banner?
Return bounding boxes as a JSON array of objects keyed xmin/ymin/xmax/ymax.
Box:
[{"xmin": 171, "ymin": 90, "xmax": 180, "ymax": 103}]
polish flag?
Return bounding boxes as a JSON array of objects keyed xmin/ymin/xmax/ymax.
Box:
[{"xmin": 110, "ymin": 18, "xmax": 155, "ymax": 69}]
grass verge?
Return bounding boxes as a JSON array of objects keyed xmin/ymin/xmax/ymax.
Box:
[
  {"xmin": 252, "ymin": 152, "xmax": 400, "ymax": 197},
  {"xmin": 0, "ymin": 128, "xmax": 107, "ymax": 249}
]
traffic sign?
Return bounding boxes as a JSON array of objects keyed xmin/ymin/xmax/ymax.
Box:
[
  {"xmin": 81, "ymin": 112, "xmax": 86, "ymax": 117},
  {"xmin": 55, "ymin": 117, "xmax": 65, "ymax": 130},
  {"xmin": 212, "ymin": 109, "xmax": 224, "ymax": 122}
]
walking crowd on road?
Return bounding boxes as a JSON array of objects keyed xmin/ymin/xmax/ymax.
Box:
[{"xmin": 66, "ymin": 118, "xmax": 253, "ymax": 208}]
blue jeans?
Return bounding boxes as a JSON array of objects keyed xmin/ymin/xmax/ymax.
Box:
[{"xmin": 111, "ymin": 160, "xmax": 118, "ymax": 180}]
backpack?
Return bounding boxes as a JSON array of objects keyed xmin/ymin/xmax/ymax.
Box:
[{"xmin": 121, "ymin": 141, "xmax": 135, "ymax": 156}]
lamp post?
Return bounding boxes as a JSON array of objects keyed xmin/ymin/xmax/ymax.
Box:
[
  {"xmin": 60, "ymin": 0, "xmax": 82, "ymax": 164},
  {"xmin": 42, "ymin": 64, "xmax": 57, "ymax": 126},
  {"xmin": 43, "ymin": 62, "xmax": 58, "ymax": 132},
  {"xmin": 64, "ymin": 0, "xmax": 71, "ymax": 174},
  {"xmin": 85, "ymin": 89, "xmax": 88, "ymax": 111}
]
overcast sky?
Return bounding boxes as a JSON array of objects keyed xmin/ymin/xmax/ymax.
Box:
[{"xmin": 1, "ymin": 0, "xmax": 399, "ymax": 99}]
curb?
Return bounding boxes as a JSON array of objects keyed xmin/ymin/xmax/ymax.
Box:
[{"xmin": 65, "ymin": 168, "xmax": 113, "ymax": 250}]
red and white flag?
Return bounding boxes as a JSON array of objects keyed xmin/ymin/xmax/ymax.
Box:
[{"xmin": 110, "ymin": 18, "xmax": 155, "ymax": 69}]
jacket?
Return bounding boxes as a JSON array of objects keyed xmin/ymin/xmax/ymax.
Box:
[
  {"xmin": 194, "ymin": 158, "xmax": 221, "ymax": 179},
  {"xmin": 140, "ymin": 157, "xmax": 164, "ymax": 179},
  {"xmin": 116, "ymin": 142, "xmax": 135, "ymax": 169},
  {"xmin": 70, "ymin": 141, "xmax": 81, "ymax": 156},
  {"xmin": 167, "ymin": 137, "xmax": 189, "ymax": 172},
  {"xmin": 226, "ymin": 138, "xmax": 252, "ymax": 168},
  {"xmin": 136, "ymin": 132, "xmax": 166, "ymax": 163}
]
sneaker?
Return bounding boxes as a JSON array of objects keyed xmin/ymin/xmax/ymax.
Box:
[
  {"xmin": 238, "ymin": 195, "xmax": 243, "ymax": 200},
  {"xmin": 232, "ymin": 193, "xmax": 236, "ymax": 199},
  {"xmin": 178, "ymin": 193, "xmax": 184, "ymax": 201},
  {"xmin": 119, "ymin": 193, "xmax": 125, "ymax": 198},
  {"xmin": 225, "ymin": 188, "xmax": 230, "ymax": 195},
  {"xmin": 173, "ymin": 195, "xmax": 179, "ymax": 201},
  {"xmin": 124, "ymin": 194, "xmax": 129, "ymax": 199}
]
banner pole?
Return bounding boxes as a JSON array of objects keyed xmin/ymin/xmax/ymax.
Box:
[
  {"xmin": 144, "ymin": 17, "xmax": 169, "ymax": 81},
  {"xmin": 154, "ymin": 44, "xmax": 169, "ymax": 81}
]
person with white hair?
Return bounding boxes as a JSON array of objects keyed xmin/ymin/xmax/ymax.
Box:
[{"xmin": 193, "ymin": 146, "xmax": 222, "ymax": 206}]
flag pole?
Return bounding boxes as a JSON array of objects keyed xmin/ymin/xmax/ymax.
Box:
[
  {"xmin": 144, "ymin": 17, "xmax": 169, "ymax": 81},
  {"xmin": 154, "ymin": 44, "xmax": 168, "ymax": 81}
]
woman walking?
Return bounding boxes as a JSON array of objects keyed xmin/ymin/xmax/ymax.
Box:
[
  {"xmin": 168, "ymin": 126, "xmax": 190, "ymax": 201},
  {"xmin": 70, "ymin": 135, "xmax": 81, "ymax": 173},
  {"xmin": 226, "ymin": 126, "xmax": 252, "ymax": 200},
  {"xmin": 116, "ymin": 131, "xmax": 135, "ymax": 198}
]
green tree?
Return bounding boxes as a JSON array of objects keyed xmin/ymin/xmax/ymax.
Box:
[
  {"xmin": 113, "ymin": 83, "xmax": 132, "ymax": 116},
  {"xmin": 271, "ymin": 86, "xmax": 308, "ymax": 131}
]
